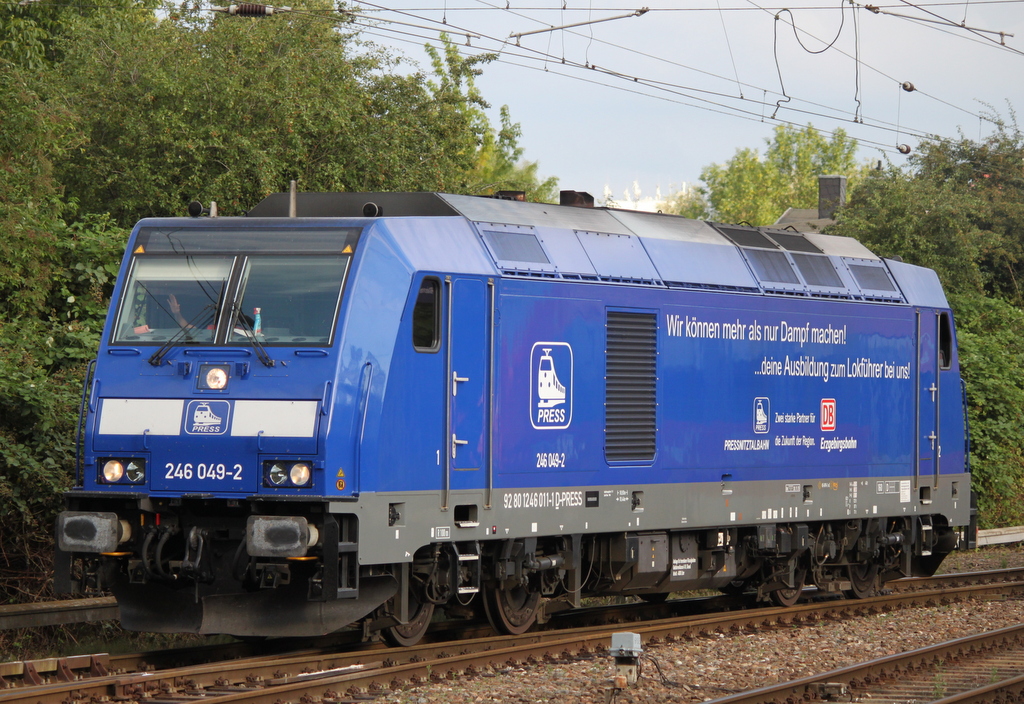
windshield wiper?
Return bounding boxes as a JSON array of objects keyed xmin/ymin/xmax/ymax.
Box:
[
  {"xmin": 230, "ymin": 304, "xmax": 275, "ymax": 368},
  {"xmin": 148, "ymin": 305, "xmax": 217, "ymax": 367}
]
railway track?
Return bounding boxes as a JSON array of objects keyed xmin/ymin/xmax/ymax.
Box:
[
  {"xmin": 703, "ymin": 617, "xmax": 1024, "ymax": 703},
  {"xmin": 4, "ymin": 567, "xmax": 1024, "ymax": 704},
  {"xmin": 0, "ymin": 597, "xmax": 117, "ymax": 631}
]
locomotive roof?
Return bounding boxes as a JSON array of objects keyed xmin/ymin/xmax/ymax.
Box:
[
  {"xmin": 249, "ymin": 190, "xmax": 874, "ymax": 258},
  {"xmin": 245, "ymin": 191, "xmax": 948, "ymax": 308}
]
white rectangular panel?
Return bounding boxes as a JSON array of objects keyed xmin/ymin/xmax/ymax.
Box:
[
  {"xmin": 98, "ymin": 399, "xmax": 184, "ymax": 435},
  {"xmin": 231, "ymin": 400, "xmax": 318, "ymax": 437}
]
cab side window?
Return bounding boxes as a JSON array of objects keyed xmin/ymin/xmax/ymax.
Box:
[
  {"xmin": 412, "ymin": 278, "xmax": 440, "ymax": 352},
  {"xmin": 939, "ymin": 312, "xmax": 952, "ymax": 370}
]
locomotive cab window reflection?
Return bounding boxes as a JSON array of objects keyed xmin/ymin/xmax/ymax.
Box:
[
  {"xmin": 114, "ymin": 257, "xmax": 232, "ymax": 343},
  {"xmin": 231, "ymin": 256, "xmax": 347, "ymax": 345},
  {"xmin": 112, "ymin": 247, "xmax": 351, "ymax": 346},
  {"xmin": 412, "ymin": 278, "xmax": 440, "ymax": 352}
]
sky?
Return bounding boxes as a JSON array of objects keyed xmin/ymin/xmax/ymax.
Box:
[{"xmin": 347, "ymin": 0, "xmax": 1024, "ymax": 204}]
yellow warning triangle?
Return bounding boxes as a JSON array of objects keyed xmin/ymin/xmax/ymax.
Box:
[
  {"xmin": 134, "ymin": 245, "xmax": 145, "ymax": 254},
  {"xmin": 342, "ymin": 245, "xmax": 353, "ymax": 254}
]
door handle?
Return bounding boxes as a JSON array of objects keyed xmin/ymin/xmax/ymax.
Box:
[
  {"xmin": 452, "ymin": 371, "xmax": 469, "ymax": 396},
  {"xmin": 452, "ymin": 434, "xmax": 468, "ymax": 458}
]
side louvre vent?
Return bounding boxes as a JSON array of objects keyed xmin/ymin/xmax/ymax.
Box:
[{"xmin": 605, "ymin": 311, "xmax": 657, "ymax": 462}]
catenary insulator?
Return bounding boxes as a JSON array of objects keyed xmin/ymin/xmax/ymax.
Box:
[{"xmin": 211, "ymin": 3, "xmax": 292, "ymax": 15}]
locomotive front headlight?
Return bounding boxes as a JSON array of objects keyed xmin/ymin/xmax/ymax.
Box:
[
  {"xmin": 102, "ymin": 460, "xmax": 124, "ymax": 482},
  {"xmin": 205, "ymin": 366, "xmax": 229, "ymax": 390},
  {"xmin": 100, "ymin": 458, "xmax": 146, "ymax": 484},
  {"xmin": 289, "ymin": 462, "xmax": 311, "ymax": 487},
  {"xmin": 124, "ymin": 459, "xmax": 146, "ymax": 483},
  {"xmin": 268, "ymin": 462, "xmax": 289, "ymax": 485},
  {"xmin": 263, "ymin": 460, "xmax": 315, "ymax": 488}
]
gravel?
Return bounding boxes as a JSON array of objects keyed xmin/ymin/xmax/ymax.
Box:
[{"xmin": 379, "ymin": 546, "xmax": 1024, "ymax": 704}]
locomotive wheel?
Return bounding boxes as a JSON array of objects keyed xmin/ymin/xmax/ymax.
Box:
[
  {"xmin": 769, "ymin": 568, "xmax": 806, "ymax": 607},
  {"xmin": 381, "ymin": 596, "xmax": 435, "ymax": 647},
  {"xmin": 847, "ymin": 563, "xmax": 879, "ymax": 599},
  {"xmin": 482, "ymin": 583, "xmax": 541, "ymax": 635}
]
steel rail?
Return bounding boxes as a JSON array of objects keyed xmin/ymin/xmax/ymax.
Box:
[
  {"xmin": 0, "ymin": 596, "xmax": 117, "ymax": 630},
  {"xmin": 700, "ymin": 620, "xmax": 1024, "ymax": 704},
  {"xmin": 5, "ymin": 575, "xmax": 1024, "ymax": 704}
]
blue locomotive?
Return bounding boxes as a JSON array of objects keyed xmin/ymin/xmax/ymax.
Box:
[{"xmin": 56, "ymin": 190, "xmax": 973, "ymax": 643}]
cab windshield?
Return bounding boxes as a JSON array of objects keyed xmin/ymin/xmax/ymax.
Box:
[{"xmin": 111, "ymin": 227, "xmax": 358, "ymax": 346}]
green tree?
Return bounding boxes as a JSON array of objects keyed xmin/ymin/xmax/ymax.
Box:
[
  {"xmin": 0, "ymin": 0, "xmax": 152, "ymax": 70},
  {"xmin": 908, "ymin": 123, "xmax": 1024, "ymax": 303},
  {"xmin": 0, "ymin": 60, "xmax": 126, "ymax": 601},
  {"xmin": 831, "ymin": 121, "xmax": 1024, "ymax": 526},
  {"xmin": 662, "ymin": 124, "xmax": 869, "ymax": 225},
  {"xmin": 463, "ymin": 106, "xmax": 559, "ymax": 202},
  {"xmin": 947, "ymin": 293, "xmax": 1024, "ymax": 527},
  {"xmin": 829, "ymin": 165, "xmax": 997, "ymax": 296},
  {"xmin": 658, "ymin": 184, "xmax": 708, "ymax": 219},
  {"xmin": 49, "ymin": 6, "xmax": 501, "ymax": 225}
]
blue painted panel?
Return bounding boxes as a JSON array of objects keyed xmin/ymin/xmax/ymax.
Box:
[
  {"xmin": 886, "ymin": 260, "xmax": 949, "ymax": 308},
  {"xmin": 376, "ymin": 275, "xmax": 446, "ymax": 493},
  {"xmin": 450, "ymin": 278, "xmax": 489, "ymax": 488},
  {"xmin": 492, "ymin": 288, "xmax": 605, "ymax": 482},
  {"xmin": 379, "ymin": 217, "xmax": 497, "ymax": 276},
  {"xmin": 917, "ymin": 310, "xmax": 939, "ymax": 484},
  {"xmin": 490, "ymin": 280, "xmax": 921, "ymax": 490},
  {"xmin": 84, "ymin": 209, "xmax": 967, "ymax": 519},
  {"xmin": 327, "ymin": 222, "xmax": 416, "ymax": 496}
]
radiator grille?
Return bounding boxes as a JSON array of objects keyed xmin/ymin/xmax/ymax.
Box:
[{"xmin": 605, "ymin": 311, "xmax": 658, "ymax": 462}]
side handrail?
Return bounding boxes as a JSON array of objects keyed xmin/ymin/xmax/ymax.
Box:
[
  {"xmin": 75, "ymin": 359, "xmax": 97, "ymax": 486},
  {"xmin": 960, "ymin": 376, "xmax": 971, "ymax": 474}
]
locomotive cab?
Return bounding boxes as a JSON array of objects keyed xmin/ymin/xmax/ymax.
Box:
[{"xmin": 56, "ymin": 218, "xmax": 387, "ymax": 635}]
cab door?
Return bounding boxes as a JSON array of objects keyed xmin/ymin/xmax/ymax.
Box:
[
  {"xmin": 444, "ymin": 276, "xmax": 491, "ymax": 504},
  {"xmin": 916, "ymin": 309, "xmax": 939, "ymax": 490}
]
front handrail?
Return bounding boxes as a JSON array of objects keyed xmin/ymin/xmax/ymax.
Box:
[{"xmin": 75, "ymin": 359, "xmax": 97, "ymax": 486}]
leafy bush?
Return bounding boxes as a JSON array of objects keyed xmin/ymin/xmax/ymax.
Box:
[{"xmin": 948, "ymin": 294, "xmax": 1024, "ymax": 526}]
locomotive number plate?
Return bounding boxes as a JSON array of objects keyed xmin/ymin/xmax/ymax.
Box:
[{"xmin": 164, "ymin": 462, "xmax": 244, "ymax": 481}]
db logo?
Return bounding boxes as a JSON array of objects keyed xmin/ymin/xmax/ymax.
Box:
[{"xmin": 820, "ymin": 398, "xmax": 836, "ymax": 431}]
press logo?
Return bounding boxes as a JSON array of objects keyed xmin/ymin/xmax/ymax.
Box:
[
  {"xmin": 184, "ymin": 400, "xmax": 230, "ymax": 435},
  {"xmin": 531, "ymin": 342, "xmax": 573, "ymax": 430},
  {"xmin": 820, "ymin": 398, "xmax": 836, "ymax": 431},
  {"xmin": 753, "ymin": 397, "xmax": 770, "ymax": 434}
]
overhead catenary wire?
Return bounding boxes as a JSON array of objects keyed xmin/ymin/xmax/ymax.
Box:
[
  {"xmin": 5, "ymin": 0, "xmax": 1024, "ymax": 11},
  {"xmin": 348, "ymin": 4, "xmax": 932, "ymax": 137},
  {"xmin": 716, "ymin": 0, "xmax": 746, "ymax": 98},
  {"xmin": 863, "ymin": 2, "xmax": 1014, "ymax": 40},
  {"xmin": 890, "ymin": 0, "xmax": 1023, "ymax": 53},
  {"xmin": 343, "ymin": 11, "xmax": 942, "ymax": 155},
  {"xmin": 6, "ymin": 0, "xmax": 1016, "ymax": 164},
  {"xmin": 258, "ymin": 0, "xmax": 1017, "ymax": 144},
  {"xmin": 297, "ymin": 0, "xmax": 984, "ymax": 151},
  {"xmin": 508, "ymin": 7, "xmax": 648, "ymax": 43}
]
